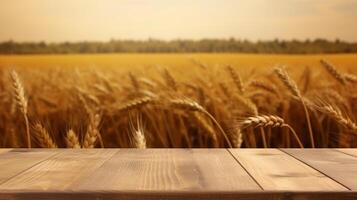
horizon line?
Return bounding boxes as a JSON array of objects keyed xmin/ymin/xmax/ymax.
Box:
[{"xmin": 1, "ymin": 37, "xmax": 356, "ymax": 44}]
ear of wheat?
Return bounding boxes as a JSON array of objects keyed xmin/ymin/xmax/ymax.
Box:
[
  {"xmin": 233, "ymin": 129, "xmax": 243, "ymax": 148},
  {"xmin": 190, "ymin": 58, "xmax": 208, "ymax": 70},
  {"xmin": 115, "ymin": 97, "xmax": 154, "ymax": 113},
  {"xmin": 129, "ymin": 72, "xmax": 140, "ymax": 91},
  {"xmin": 228, "ymin": 126, "xmax": 243, "ymax": 148},
  {"xmin": 33, "ymin": 123, "xmax": 57, "ymax": 148},
  {"xmin": 344, "ymin": 73, "xmax": 357, "ymax": 83},
  {"xmin": 66, "ymin": 129, "xmax": 81, "ymax": 148},
  {"xmin": 10, "ymin": 71, "xmax": 28, "ymax": 114},
  {"xmin": 78, "ymin": 94, "xmax": 93, "ymax": 115},
  {"xmin": 130, "ymin": 116, "xmax": 147, "ymax": 149},
  {"xmin": 219, "ymin": 82, "xmax": 232, "ymax": 98},
  {"xmin": 234, "ymin": 94, "xmax": 258, "ymax": 115},
  {"xmin": 249, "ymin": 80, "xmax": 279, "ymax": 96},
  {"xmin": 275, "ymin": 67, "xmax": 314, "ymax": 148},
  {"xmin": 162, "ymin": 68, "xmax": 177, "ymax": 91},
  {"xmin": 170, "ymin": 98, "xmax": 205, "ymax": 112},
  {"xmin": 240, "ymin": 115, "xmax": 284, "ymax": 128},
  {"xmin": 76, "ymin": 86, "xmax": 100, "ymax": 106},
  {"xmin": 318, "ymin": 105, "xmax": 357, "ymax": 132},
  {"xmin": 233, "ymin": 94, "xmax": 268, "ymax": 148},
  {"xmin": 274, "ymin": 67, "xmax": 301, "ymax": 97},
  {"xmin": 170, "ymin": 98, "xmax": 232, "ymax": 147},
  {"xmin": 226, "ymin": 65, "xmax": 244, "ymax": 94},
  {"xmin": 320, "ymin": 59, "xmax": 347, "ymax": 85},
  {"xmin": 83, "ymin": 113, "xmax": 101, "ymax": 148},
  {"xmin": 238, "ymin": 115, "xmax": 303, "ymax": 148},
  {"xmin": 10, "ymin": 70, "xmax": 31, "ymax": 148},
  {"xmin": 95, "ymin": 72, "xmax": 114, "ymax": 92}
]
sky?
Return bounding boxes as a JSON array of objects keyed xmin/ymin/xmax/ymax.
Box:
[{"xmin": 1, "ymin": 0, "xmax": 357, "ymax": 42}]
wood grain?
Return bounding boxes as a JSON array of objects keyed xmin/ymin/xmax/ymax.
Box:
[
  {"xmin": 0, "ymin": 149, "xmax": 11, "ymax": 155},
  {"xmin": 338, "ymin": 149, "xmax": 357, "ymax": 158},
  {"xmin": 0, "ymin": 149, "xmax": 117, "ymax": 191},
  {"xmin": 0, "ymin": 149, "xmax": 58, "ymax": 185},
  {"xmin": 74, "ymin": 149, "xmax": 260, "ymax": 191},
  {"xmin": 0, "ymin": 149, "xmax": 356, "ymax": 200},
  {"xmin": 283, "ymin": 149, "xmax": 357, "ymax": 190},
  {"xmin": 229, "ymin": 149, "xmax": 347, "ymax": 191}
]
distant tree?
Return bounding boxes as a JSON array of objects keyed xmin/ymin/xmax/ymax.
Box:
[{"xmin": 0, "ymin": 39, "xmax": 357, "ymax": 54}]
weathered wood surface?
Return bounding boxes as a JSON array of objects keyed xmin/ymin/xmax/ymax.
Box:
[
  {"xmin": 338, "ymin": 148, "xmax": 357, "ymax": 157},
  {"xmin": 229, "ymin": 149, "xmax": 347, "ymax": 191},
  {"xmin": 0, "ymin": 148, "xmax": 356, "ymax": 200},
  {"xmin": 282, "ymin": 149, "xmax": 357, "ymax": 190}
]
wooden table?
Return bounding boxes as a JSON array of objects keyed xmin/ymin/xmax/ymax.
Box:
[{"xmin": 0, "ymin": 149, "xmax": 356, "ymax": 200}]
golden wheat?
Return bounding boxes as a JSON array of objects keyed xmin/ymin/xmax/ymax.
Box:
[
  {"xmin": 130, "ymin": 116, "xmax": 147, "ymax": 149},
  {"xmin": 318, "ymin": 105, "xmax": 357, "ymax": 132},
  {"xmin": 83, "ymin": 113, "xmax": 101, "ymax": 148},
  {"xmin": 274, "ymin": 67, "xmax": 315, "ymax": 147},
  {"xmin": 226, "ymin": 65, "xmax": 244, "ymax": 94},
  {"xmin": 66, "ymin": 129, "xmax": 81, "ymax": 148},
  {"xmin": 320, "ymin": 59, "xmax": 347, "ymax": 85},
  {"xmin": 0, "ymin": 58, "xmax": 356, "ymax": 148},
  {"xmin": 10, "ymin": 70, "xmax": 31, "ymax": 148},
  {"xmin": 33, "ymin": 123, "xmax": 57, "ymax": 148},
  {"xmin": 239, "ymin": 115, "xmax": 303, "ymax": 148}
]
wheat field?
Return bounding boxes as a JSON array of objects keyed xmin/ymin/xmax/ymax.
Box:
[{"xmin": 0, "ymin": 54, "xmax": 356, "ymax": 148}]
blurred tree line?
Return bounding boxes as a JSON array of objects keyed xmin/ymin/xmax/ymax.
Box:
[{"xmin": 1, "ymin": 38, "xmax": 357, "ymax": 54}]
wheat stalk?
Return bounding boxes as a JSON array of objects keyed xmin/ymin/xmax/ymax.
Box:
[
  {"xmin": 11, "ymin": 71, "xmax": 28, "ymax": 114},
  {"xmin": 170, "ymin": 98, "xmax": 232, "ymax": 147},
  {"xmin": 233, "ymin": 94, "xmax": 267, "ymax": 148},
  {"xmin": 275, "ymin": 67, "xmax": 315, "ymax": 147},
  {"xmin": 274, "ymin": 67, "xmax": 300, "ymax": 97},
  {"xmin": 10, "ymin": 70, "xmax": 31, "ymax": 148},
  {"xmin": 191, "ymin": 112, "xmax": 218, "ymax": 146},
  {"xmin": 33, "ymin": 123, "xmax": 57, "ymax": 148}
]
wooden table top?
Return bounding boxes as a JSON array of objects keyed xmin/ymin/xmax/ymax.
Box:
[{"xmin": 0, "ymin": 149, "xmax": 356, "ymax": 200}]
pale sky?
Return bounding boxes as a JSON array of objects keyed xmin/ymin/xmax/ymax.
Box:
[{"xmin": 1, "ymin": 0, "xmax": 357, "ymax": 42}]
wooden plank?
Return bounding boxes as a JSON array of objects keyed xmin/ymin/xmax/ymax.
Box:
[
  {"xmin": 338, "ymin": 149, "xmax": 357, "ymax": 158},
  {"xmin": 0, "ymin": 149, "xmax": 356, "ymax": 200},
  {"xmin": 0, "ymin": 191, "xmax": 357, "ymax": 200},
  {"xmin": 0, "ymin": 149, "xmax": 11, "ymax": 155},
  {"xmin": 74, "ymin": 149, "xmax": 260, "ymax": 191},
  {"xmin": 229, "ymin": 149, "xmax": 347, "ymax": 191},
  {"xmin": 0, "ymin": 149, "xmax": 117, "ymax": 191},
  {"xmin": 283, "ymin": 149, "xmax": 357, "ymax": 190},
  {"xmin": 0, "ymin": 149, "xmax": 58, "ymax": 185}
]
